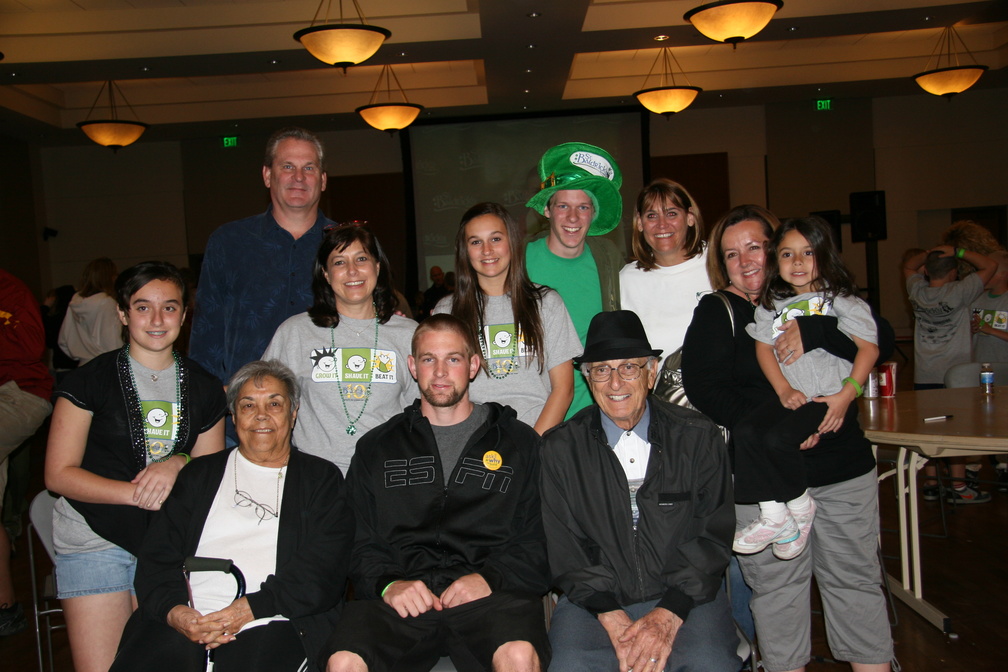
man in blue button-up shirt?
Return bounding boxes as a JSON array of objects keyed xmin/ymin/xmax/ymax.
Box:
[{"xmin": 190, "ymin": 128, "xmax": 336, "ymax": 439}]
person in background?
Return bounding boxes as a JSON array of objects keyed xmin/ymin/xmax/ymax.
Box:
[
  {"xmin": 420, "ymin": 265, "xmax": 450, "ymax": 320},
  {"xmin": 434, "ymin": 202, "xmax": 581, "ymax": 434},
  {"xmin": 0, "ymin": 268, "xmax": 54, "ymax": 637},
  {"xmin": 41, "ymin": 284, "xmax": 79, "ymax": 378},
  {"xmin": 525, "ymin": 141, "xmax": 626, "ymax": 419},
  {"xmin": 541, "ymin": 310, "xmax": 738, "ymax": 672},
  {"xmin": 682, "ymin": 205, "xmax": 895, "ymax": 672},
  {"xmin": 59, "ymin": 257, "xmax": 124, "ymax": 366},
  {"xmin": 324, "ymin": 314, "xmax": 549, "ymax": 672},
  {"xmin": 970, "ymin": 250, "xmax": 1008, "ymax": 491},
  {"xmin": 263, "ymin": 226, "xmax": 417, "ymax": 475},
  {"xmin": 111, "ymin": 360, "xmax": 353, "ymax": 672},
  {"xmin": 903, "ymin": 245, "xmax": 997, "ymax": 504},
  {"xmin": 189, "ymin": 127, "xmax": 336, "ymax": 444},
  {"xmin": 45, "ymin": 261, "xmax": 226, "ymax": 672},
  {"xmin": 620, "ymin": 178, "xmax": 711, "ymax": 366}
]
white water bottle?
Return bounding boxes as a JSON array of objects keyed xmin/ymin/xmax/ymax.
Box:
[{"xmin": 980, "ymin": 362, "xmax": 995, "ymax": 395}]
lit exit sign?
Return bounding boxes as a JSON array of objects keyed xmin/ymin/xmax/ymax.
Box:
[
  {"xmin": 221, "ymin": 136, "xmax": 239, "ymax": 148},
  {"xmin": 816, "ymin": 99, "xmax": 832, "ymax": 111}
]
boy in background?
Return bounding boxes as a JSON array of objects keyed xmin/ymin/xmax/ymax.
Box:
[{"xmin": 904, "ymin": 245, "xmax": 997, "ymax": 504}]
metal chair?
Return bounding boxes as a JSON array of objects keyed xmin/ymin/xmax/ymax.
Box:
[{"xmin": 26, "ymin": 490, "xmax": 65, "ymax": 672}]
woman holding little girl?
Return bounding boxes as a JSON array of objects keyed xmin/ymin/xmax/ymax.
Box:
[{"xmin": 682, "ymin": 207, "xmax": 894, "ymax": 672}]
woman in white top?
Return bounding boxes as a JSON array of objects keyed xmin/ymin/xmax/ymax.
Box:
[
  {"xmin": 59, "ymin": 257, "xmax": 125, "ymax": 364},
  {"xmin": 435, "ymin": 202, "xmax": 581, "ymax": 434},
  {"xmin": 619, "ymin": 179, "xmax": 712, "ymax": 364}
]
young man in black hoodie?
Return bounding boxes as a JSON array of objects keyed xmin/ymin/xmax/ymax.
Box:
[{"xmin": 324, "ymin": 314, "xmax": 550, "ymax": 672}]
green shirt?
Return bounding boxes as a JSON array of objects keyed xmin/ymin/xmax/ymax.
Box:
[{"xmin": 526, "ymin": 237, "xmax": 603, "ymax": 419}]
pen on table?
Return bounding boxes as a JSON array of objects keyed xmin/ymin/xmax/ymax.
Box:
[{"xmin": 923, "ymin": 414, "xmax": 954, "ymax": 423}]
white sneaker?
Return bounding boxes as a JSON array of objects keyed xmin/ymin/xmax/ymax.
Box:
[
  {"xmin": 733, "ymin": 514, "xmax": 799, "ymax": 554},
  {"xmin": 773, "ymin": 498, "xmax": 817, "ymax": 560}
]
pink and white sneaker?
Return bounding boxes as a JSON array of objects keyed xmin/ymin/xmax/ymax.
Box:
[
  {"xmin": 773, "ymin": 498, "xmax": 817, "ymax": 560},
  {"xmin": 733, "ymin": 514, "xmax": 799, "ymax": 554}
]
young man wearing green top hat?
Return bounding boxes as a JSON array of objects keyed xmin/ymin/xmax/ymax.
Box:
[{"xmin": 525, "ymin": 141, "xmax": 626, "ymax": 419}]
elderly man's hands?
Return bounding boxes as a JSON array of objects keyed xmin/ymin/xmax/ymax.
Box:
[{"xmin": 599, "ymin": 607, "xmax": 681, "ymax": 672}]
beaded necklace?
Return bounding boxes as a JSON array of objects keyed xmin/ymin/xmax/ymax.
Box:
[
  {"xmin": 123, "ymin": 344, "xmax": 183, "ymax": 463},
  {"xmin": 332, "ymin": 304, "xmax": 380, "ymax": 436},
  {"xmin": 477, "ymin": 318, "xmax": 519, "ymax": 380}
]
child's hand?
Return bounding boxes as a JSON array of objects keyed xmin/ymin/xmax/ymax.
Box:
[
  {"xmin": 971, "ymin": 313, "xmax": 982, "ymax": 335},
  {"xmin": 778, "ymin": 387, "xmax": 807, "ymax": 410},
  {"xmin": 812, "ymin": 388, "xmax": 856, "ymax": 433}
]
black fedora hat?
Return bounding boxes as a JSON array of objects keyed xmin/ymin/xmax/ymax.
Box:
[{"xmin": 573, "ymin": 310, "xmax": 662, "ymax": 366}]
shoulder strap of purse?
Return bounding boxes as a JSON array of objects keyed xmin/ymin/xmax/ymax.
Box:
[{"xmin": 714, "ymin": 290, "xmax": 735, "ymax": 334}]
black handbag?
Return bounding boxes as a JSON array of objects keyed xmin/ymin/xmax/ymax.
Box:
[{"xmin": 652, "ymin": 291, "xmax": 734, "ymax": 441}]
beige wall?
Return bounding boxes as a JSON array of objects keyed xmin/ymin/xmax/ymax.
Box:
[{"xmin": 32, "ymin": 128, "xmax": 405, "ymax": 290}]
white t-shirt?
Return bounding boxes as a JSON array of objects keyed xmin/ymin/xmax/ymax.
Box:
[
  {"xmin": 619, "ymin": 250, "xmax": 712, "ymax": 365},
  {"xmin": 190, "ymin": 450, "xmax": 287, "ymax": 632}
]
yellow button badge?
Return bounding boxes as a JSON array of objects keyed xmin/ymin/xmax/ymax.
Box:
[{"xmin": 482, "ymin": 450, "xmax": 503, "ymax": 471}]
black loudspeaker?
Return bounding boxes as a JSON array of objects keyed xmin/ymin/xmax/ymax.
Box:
[
  {"xmin": 811, "ymin": 210, "xmax": 842, "ymax": 252},
  {"xmin": 849, "ymin": 191, "xmax": 887, "ymax": 242}
]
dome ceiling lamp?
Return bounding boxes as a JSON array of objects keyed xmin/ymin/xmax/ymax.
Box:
[
  {"xmin": 913, "ymin": 25, "xmax": 988, "ymax": 98},
  {"xmin": 634, "ymin": 43, "xmax": 702, "ymax": 117},
  {"xmin": 684, "ymin": 0, "xmax": 783, "ymax": 49},
  {"xmin": 356, "ymin": 64, "xmax": 424, "ymax": 134},
  {"xmin": 294, "ymin": 0, "xmax": 391, "ymax": 73},
  {"xmin": 76, "ymin": 80, "xmax": 148, "ymax": 151}
]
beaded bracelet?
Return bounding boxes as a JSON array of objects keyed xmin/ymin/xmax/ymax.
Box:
[{"xmin": 842, "ymin": 376, "xmax": 863, "ymax": 397}]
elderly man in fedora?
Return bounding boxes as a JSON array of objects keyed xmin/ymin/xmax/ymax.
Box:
[
  {"xmin": 540, "ymin": 310, "xmax": 739, "ymax": 672},
  {"xmin": 525, "ymin": 141, "xmax": 626, "ymax": 419}
]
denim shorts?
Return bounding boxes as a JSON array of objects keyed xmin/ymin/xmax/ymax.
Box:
[{"xmin": 55, "ymin": 546, "xmax": 137, "ymax": 599}]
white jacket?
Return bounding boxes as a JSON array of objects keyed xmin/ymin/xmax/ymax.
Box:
[{"xmin": 58, "ymin": 292, "xmax": 123, "ymax": 364}]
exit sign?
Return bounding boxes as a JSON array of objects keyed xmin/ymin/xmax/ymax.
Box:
[
  {"xmin": 816, "ymin": 99, "xmax": 832, "ymax": 111},
  {"xmin": 221, "ymin": 136, "xmax": 239, "ymax": 148}
]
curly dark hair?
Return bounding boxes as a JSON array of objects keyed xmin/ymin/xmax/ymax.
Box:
[
  {"xmin": 308, "ymin": 226, "xmax": 397, "ymax": 328},
  {"xmin": 760, "ymin": 216, "xmax": 857, "ymax": 310}
]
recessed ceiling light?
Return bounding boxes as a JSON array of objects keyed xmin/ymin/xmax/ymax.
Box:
[
  {"xmin": 526, "ymin": 68, "xmax": 532, "ymax": 73},
  {"xmin": 524, "ymin": 89, "xmax": 530, "ymax": 94},
  {"xmin": 788, "ymin": 26, "xmax": 798, "ymax": 32},
  {"xmin": 400, "ymin": 52, "xmax": 406, "ymax": 57},
  {"xmin": 923, "ymin": 15, "xmax": 932, "ymax": 21},
  {"xmin": 527, "ymin": 12, "xmax": 540, "ymax": 19},
  {"xmin": 655, "ymin": 35, "xmax": 670, "ymax": 42},
  {"xmin": 527, "ymin": 44, "xmax": 536, "ymax": 49},
  {"xmin": 271, "ymin": 59, "xmax": 280, "ymax": 65},
  {"xmin": 141, "ymin": 66, "xmax": 150, "ymax": 72}
]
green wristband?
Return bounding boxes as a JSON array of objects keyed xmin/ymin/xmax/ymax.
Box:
[
  {"xmin": 842, "ymin": 377, "xmax": 863, "ymax": 397},
  {"xmin": 381, "ymin": 581, "xmax": 396, "ymax": 598},
  {"xmin": 956, "ymin": 247, "xmax": 966, "ymax": 258},
  {"xmin": 177, "ymin": 453, "xmax": 191, "ymax": 465}
]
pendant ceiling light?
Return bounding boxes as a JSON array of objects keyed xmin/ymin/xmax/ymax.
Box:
[
  {"xmin": 295, "ymin": 0, "xmax": 390, "ymax": 72},
  {"xmin": 76, "ymin": 80, "xmax": 148, "ymax": 151},
  {"xmin": 913, "ymin": 25, "xmax": 988, "ymax": 98},
  {"xmin": 356, "ymin": 64, "xmax": 424, "ymax": 134},
  {"xmin": 634, "ymin": 47, "xmax": 702, "ymax": 117},
  {"xmin": 684, "ymin": 0, "xmax": 783, "ymax": 48}
]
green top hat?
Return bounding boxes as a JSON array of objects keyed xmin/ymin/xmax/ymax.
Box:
[{"xmin": 525, "ymin": 141, "xmax": 623, "ymax": 236}]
